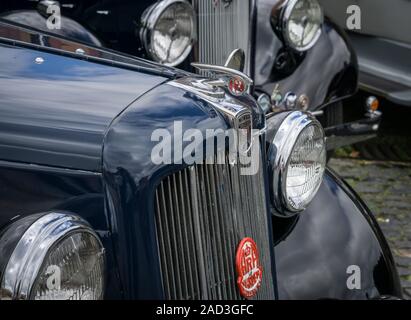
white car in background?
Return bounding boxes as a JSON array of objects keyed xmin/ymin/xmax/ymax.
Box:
[
  {"xmin": 321, "ymin": 0, "xmax": 411, "ymax": 106},
  {"xmin": 320, "ymin": 0, "xmax": 411, "ymax": 161}
]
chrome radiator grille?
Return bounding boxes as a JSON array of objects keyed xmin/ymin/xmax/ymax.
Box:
[
  {"xmin": 193, "ymin": 0, "xmax": 251, "ymax": 71},
  {"xmin": 154, "ymin": 150, "xmax": 275, "ymax": 300}
]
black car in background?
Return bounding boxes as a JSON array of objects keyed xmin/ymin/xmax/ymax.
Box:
[{"xmin": 0, "ymin": 0, "xmax": 382, "ymax": 154}]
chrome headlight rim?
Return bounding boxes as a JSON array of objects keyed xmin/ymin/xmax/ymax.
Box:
[
  {"xmin": 281, "ymin": 0, "xmax": 323, "ymax": 52},
  {"xmin": 0, "ymin": 212, "xmax": 105, "ymax": 300},
  {"xmin": 140, "ymin": 0, "xmax": 196, "ymax": 67},
  {"xmin": 269, "ymin": 111, "xmax": 326, "ymax": 216}
]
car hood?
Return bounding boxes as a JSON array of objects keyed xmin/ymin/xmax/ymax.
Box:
[{"xmin": 0, "ymin": 20, "xmax": 174, "ymax": 172}]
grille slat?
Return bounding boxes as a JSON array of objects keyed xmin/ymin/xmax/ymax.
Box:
[
  {"xmin": 194, "ymin": 0, "xmax": 251, "ymax": 72},
  {"xmin": 155, "ymin": 144, "xmax": 275, "ymax": 300},
  {"xmin": 167, "ymin": 177, "xmax": 185, "ymax": 299},
  {"xmin": 176, "ymin": 172, "xmax": 192, "ymax": 298},
  {"xmin": 191, "ymin": 165, "xmax": 210, "ymax": 299},
  {"xmin": 155, "ymin": 193, "xmax": 170, "ymax": 298},
  {"xmin": 172, "ymin": 174, "xmax": 189, "ymax": 298},
  {"xmin": 183, "ymin": 170, "xmax": 203, "ymax": 299},
  {"xmin": 212, "ymin": 164, "xmax": 234, "ymax": 299},
  {"xmin": 158, "ymin": 183, "xmax": 177, "ymax": 297}
]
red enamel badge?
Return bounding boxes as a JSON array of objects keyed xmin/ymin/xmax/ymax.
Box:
[
  {"xmin": 235, "ymin": 237, "xmax": 263, "ymax": 299},
  {"xmin": 228, "ymin": 77, "xmax": 246, "ymax": 96}
]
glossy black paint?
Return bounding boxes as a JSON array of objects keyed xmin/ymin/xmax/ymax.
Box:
[
  {"xmin": 255, "ymin": 0, "xmax": 358, "ymax": 109},
  {"xmin": 274, "ymin": 169, "xmax": 402, "ymax": 299},
  {"xmin": 0, "ymin": 21, "xmax": 170, "ymax": 171},
  {"xmin": 0, "ymin": 160, "xmax": 122, "ymax": 299},
  {"xmin": 0, "ymin": 0, "xmax": 358, "ymax": 110},
  {"xmin": 0, "ymin": 21, "xmax": 401, "ymax": 300},
  {"xmin": 264, "ymin": 111, "xmax": 400, "ymax": 299}
]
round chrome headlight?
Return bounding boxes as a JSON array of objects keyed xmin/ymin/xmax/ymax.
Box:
[
  {"xmin": 269, "ymin": 111, "xmax": 326, "ymax": 216},
  {"xmin": 140, "ymin": 0, "xmax": 196, "ymax": 66},
  {"xmin": 282, "ymin": 0, "xmax": 323, "ymax": 51},
  {"xmin": 0, "ymin": 213, "xmax": 105, "ymax": 300}
]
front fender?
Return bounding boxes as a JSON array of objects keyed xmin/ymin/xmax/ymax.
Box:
[
  {"xmin": 274, "ymin": 168, "xmax": 401, "ymax": 299},
  {"xmin": 254, "ymin": 0, "xmax": 358, "ymax": 109},
  {"xmin": 102, "ymin": 82, "xmax": 231, "ymax": 299}
]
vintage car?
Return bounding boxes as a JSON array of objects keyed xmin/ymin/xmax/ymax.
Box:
[
  {"xmin": 320, "ymin": 0, "xmax": 411, "ymax": 108},
  {"xmin": 0, "ymin": 0, "xmax": 382, "ymax": 153},
  {"xmin": 0, "ymin": 19, "xmax": 402, "ymax": 300},
  {"xmin": 320, "ymin": 0, "xmax": 411, "ymax": 161}
]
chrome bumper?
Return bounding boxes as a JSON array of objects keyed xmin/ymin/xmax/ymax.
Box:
[{"xmin": 325, "ymin": 111, "xmax": 382, "ymax": 151}]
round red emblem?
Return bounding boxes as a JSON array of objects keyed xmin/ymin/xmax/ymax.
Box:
[
  {"xmin": 228, "ymin": 77, "xmax": 246, "ymax": 96},
  {"xmin": 235, "ymin": 237, "xmax": 263, "ymax": 299}
]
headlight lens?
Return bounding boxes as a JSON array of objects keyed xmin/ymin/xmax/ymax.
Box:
[
  {"xmin": 141, "ymin": 0, "xmax": 196, "ymax": 66},
  {"xmin": 269, "ymin": 111, "xmax": 326, "ymax": 216},
  {"xmin": 31, "ymin": 232, "xmax": 104, "ymax": 300},
  {"xmin": 285, "ymin": 122, "xmax": 325, "ymax": 211},
  {"xmin": 283, "ymin": 0, "xmax": 323, "ymax": 51},
  {"xmin": 0, "ymin": 213, "xmax": 105, "ymax": 300}
]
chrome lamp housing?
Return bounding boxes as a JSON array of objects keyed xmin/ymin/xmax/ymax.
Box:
[
  {"xmin": 0, "ymin": 212, "xmax": 105, "ymax": 300},
  {"xmin": 140, "ymin": 0, "xmax": 196, "ymax": 66},
  {"xmin": 281, "ymin": 0, "xmax": 324, "ymax": 52},
  {"xmin": 268, "ymin": 111, "xmax": 326, "ymax": 217}
]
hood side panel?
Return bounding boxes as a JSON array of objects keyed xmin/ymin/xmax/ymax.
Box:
[{"xmin": 0, "ymin": 43, "xmax": 166, "ymax": 171}]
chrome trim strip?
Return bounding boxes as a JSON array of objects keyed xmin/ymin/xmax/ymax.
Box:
[{"xmin": 0, "ymin": 159, "xmax": 102, "ymax": 176}]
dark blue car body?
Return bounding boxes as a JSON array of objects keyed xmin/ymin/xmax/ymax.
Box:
[{"xmin": 0, "ymin": 20, "xmax": 401, "ymax": 299}]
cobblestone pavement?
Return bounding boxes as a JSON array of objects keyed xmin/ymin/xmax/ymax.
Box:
[{"xmin": 329, "ymin": 158, "xmax": 411, "ymax": 299}]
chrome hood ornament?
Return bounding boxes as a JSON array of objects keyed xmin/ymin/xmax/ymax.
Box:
[
  {"xmin": 191, "ymin": 49, "xmax": 252, "ymax": 97},
  {"xmin": 169, "ymin": 50, "xmax": 259, "ymax": 154},
  {"xmin": 224, "ymin": 48, "xmax": 245, "ymax": 72}
]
